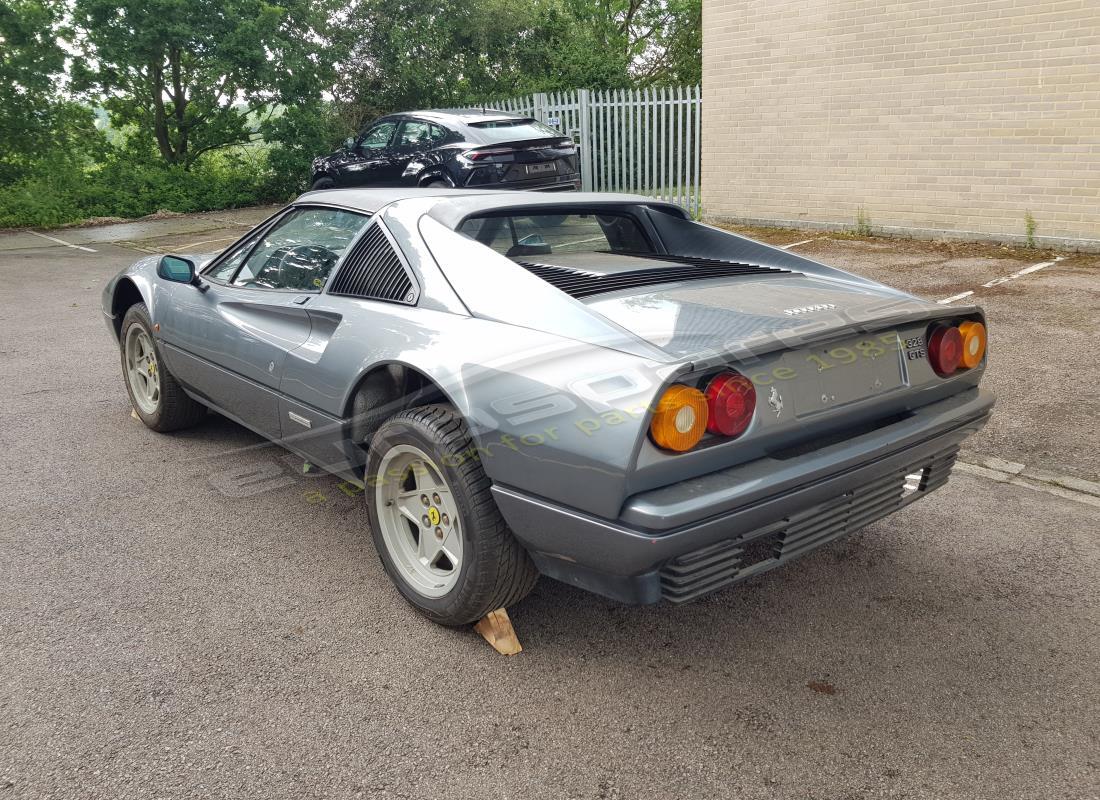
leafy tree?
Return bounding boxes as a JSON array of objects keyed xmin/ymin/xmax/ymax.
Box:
[
  {"xmin": 69, "ymin": 0, "xmax": 338, "ymax": 168},
  {"xmin": 0, "ymin": 0, "xmax": 104, "ymax": 182},
  {"xmin": 333, "ymin": 0, "xmax": 540, "ymax": 130},
  {"xmin": 564, "ymin": 0, "xmax": 701, "ymax": 86},
  {"xmin": 260, "ymin": 101, "xmax": 344, "ymax": 196},
  {"xmin": 507, "ymin": 3, "xmax": 636, "ymax": 93},
  {"xmin": 0, "ymin": 0, "xmax": 63, "ymax": 166}
]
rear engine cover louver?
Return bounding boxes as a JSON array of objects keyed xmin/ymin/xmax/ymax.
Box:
[
  {"xmin": 328, "ymin": 222, "xmax": 417, "ymax": 304},
  {"xmin": 518, "ymin": 255, "xmax": 790, "ymax": 299}
]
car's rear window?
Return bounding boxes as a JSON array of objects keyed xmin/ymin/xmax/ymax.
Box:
[
  {"xmin": 468, "ymin": 119, "xmax": 563, "ymax": 142},
  {"xmin": 457, "ymin": 211, "xmax": 652, "ymax": 258}
]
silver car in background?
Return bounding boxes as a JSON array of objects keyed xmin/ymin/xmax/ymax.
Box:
[{"xmin": 103, "ymin": 189, "xmax": 994, "ymax": 626}]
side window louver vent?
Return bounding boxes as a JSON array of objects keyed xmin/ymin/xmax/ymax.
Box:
[{"xmin": 328, "ymin": 222, "xmax": 417, "ymax": 304}]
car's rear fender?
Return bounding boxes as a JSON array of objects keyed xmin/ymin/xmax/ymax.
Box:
[
  {"xmin": 354, "ymin": 333, "xmax": 666, "ymax": 520},
  {"xmin": 270, "ymin": 288, "xmax": 662, "ymax": 518},
  {"xmin": 416, "ymin": 168, "xmax": 453, "ymax": 187}
]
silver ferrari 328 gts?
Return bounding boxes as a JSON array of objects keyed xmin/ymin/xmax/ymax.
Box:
[{"xmin": 103, "ymin": 189, "xmax": 994, "ymax": 625}]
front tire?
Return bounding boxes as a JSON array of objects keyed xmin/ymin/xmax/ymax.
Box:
[
  {"xmin": 310, "ymin": 176, "xmax": 336, "ymax": 191},
  {"xmin": 120, "ymin": 303, "xmax": 206, "ymax": 432},
  {"xmin": 365, "ymin": 405, "xmax": 538, "ymax": 625}
]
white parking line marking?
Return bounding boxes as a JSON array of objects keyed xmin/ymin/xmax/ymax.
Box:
[
  {"xmin": 29, "ymin": 231, "xmax": 97, "ymax": 253},
  {"xmin": 780, "ymin": 238, "xmax": 817, "ymax": 250},
  {"xmin": 935, "ymin": 254, "xmax": 1067, "ymax": 304},
  {"xmin": 557, "ymin": 234, "xmax": 614, "ymax": 249},
  {"xmin": 116, "ymin": 241, "xmax": 164, "ymax": 255},
  {"xmin": 956, "ymin": 460, "xmax": 1100, "ymax": 509},
  {"xmin": 982, "ymin": 255, "xmax": 1064, "ymax": 288},
  {"xmin": 937, "ymin": 290, "xmax": 974, "ymax": 305},
  {"xmin": 177, "ymin": 235, "xmax": 237, "ymax": 252}
]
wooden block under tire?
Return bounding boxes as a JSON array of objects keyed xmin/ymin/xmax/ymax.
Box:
[{"xmin": 474, "ymin": 608, "xmax": 522, "ymax": 655}]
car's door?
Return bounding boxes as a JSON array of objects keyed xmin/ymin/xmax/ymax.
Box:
[
  {"xmin": 155, "ymin": 207, "xmax": 372, "ymax": 438},
  {"xmin": 390, "ymin": 119, "xmax": 447, "ymax": 186},
  {"xmin": 338, "ymin": 120, "xmax": 399, "ymax": 186}
]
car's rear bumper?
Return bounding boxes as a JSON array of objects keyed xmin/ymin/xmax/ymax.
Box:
[
  {"xmin": 464, "ymin": 171, "xmax": 580, "ymax": 191},
  {"xmin": 492, "ymin": 387, "xmax": 994, "ymax": 604}
]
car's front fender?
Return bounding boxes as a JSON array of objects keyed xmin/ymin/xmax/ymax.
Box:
[{"xmin": 101, "ymin": 257, "xmax": 160, "ymax": 339}]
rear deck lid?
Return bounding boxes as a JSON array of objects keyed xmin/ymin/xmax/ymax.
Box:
[{"xmin": 565, "ymin": 257, "xmax": 941, "ymax": 358}]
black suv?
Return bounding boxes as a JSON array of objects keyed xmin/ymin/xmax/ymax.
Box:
[{"xmin": 310, "ymin": 109, "xmax": 580, "ymax": 192}]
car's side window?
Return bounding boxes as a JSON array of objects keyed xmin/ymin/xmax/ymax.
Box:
[
  {"xmin": 204, "ymin": 228, "xmax": 266, "ymax": 281},
  {"xmin": 396, "ymin": 120, "xmax": 432, "ymax": 149},
  {"xmin": 230, "ymin": 208, "xmax": 371, "ymax": 291},
  {"xmin": 429, "ymin": 124, "xmax": 449, "ymax": 144},
  {"xmin": 359, "ymin": 121, "xmax": 397, "ymax": 150}
]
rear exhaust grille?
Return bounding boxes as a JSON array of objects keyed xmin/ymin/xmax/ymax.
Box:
[
  {"xmin": 518, "ymin": 257, "xmax": 790, "ymax": 299},
  {"xmin": 659, "ymin": 444, "xmax": 960, "ymax": 604}
]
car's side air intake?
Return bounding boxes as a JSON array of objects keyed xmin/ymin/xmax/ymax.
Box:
[
  {"xmin": 517, "ymin": 256, "xmax": 791, "ymax": 299},
  {"xmin": 328, "ymin": 222, "xmax": 418, "ymax": 304}
]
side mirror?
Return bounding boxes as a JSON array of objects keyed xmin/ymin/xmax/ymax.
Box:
[
  {"xmin": 344, "ymin": 137, "xmax": 356, "ymax": 151},
  {"xmin": 157, "ymin": 254, "xmax": 197, "ymax": 284}
]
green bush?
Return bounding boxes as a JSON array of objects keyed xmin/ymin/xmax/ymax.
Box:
[
  {"xmin": 0, "ymin": 147, "xmax": 287, "ymax": 228},
  {"xmin": 260, "ymin": 102, "xmax": 344, "ymax": 198}
]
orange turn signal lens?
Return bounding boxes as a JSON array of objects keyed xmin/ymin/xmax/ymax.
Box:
[
  {"xmin": 957, "ymin": 320, "xmax": 987, "ymax": 369},
  {"xmin": 650, "ymin": 384, "xmax": 709, "ymax": 452}
]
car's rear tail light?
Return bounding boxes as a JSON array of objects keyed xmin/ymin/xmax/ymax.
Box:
[
  {"xmin": 704, "ymin": 371, "xmax": 756, "ymax": 438},
  {"xmin": 458, "ymin": 147, "xmax": 515, "ymax": 163},
  {"xmin": 650, "ymin": 385, "xmax": 708, "ymax": 452},
  {"xmin": 957, "ymin": 320, "xmax": 987, "ymax": 368},
  {"xmin": 927, "ymin": 323, "xmax": 964, "ymax": 376}
]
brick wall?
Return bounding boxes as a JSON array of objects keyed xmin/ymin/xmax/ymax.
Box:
[{"xmin": 701, "ymin": 0, "xmax": 1100, "ymax": 247}]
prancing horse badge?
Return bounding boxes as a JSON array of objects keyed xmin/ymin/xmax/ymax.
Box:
[{"xmin": 768, "ymin": 386, "xmax": 784, "ymax": 418}]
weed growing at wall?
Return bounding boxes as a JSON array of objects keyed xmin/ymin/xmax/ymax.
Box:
[
  {"xmin": 855, "ymin": 206, "xmax": 872, "ymax": 237},
  {"xmin": 1024, "ymin": 210, "xmax": 1037, "ymax": 248}
]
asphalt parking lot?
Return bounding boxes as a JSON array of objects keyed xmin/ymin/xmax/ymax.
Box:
[{"xmin": 1, "ymin": 210, "xmax": 1097, "ymax": 800}]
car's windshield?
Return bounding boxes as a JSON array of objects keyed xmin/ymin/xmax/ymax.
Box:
[
  {"xmin": 468, "ymin": 119, "xmax": 563, "ymax": 142},
  {"xmin": 457, "ymin": 211, "xmax": 652, "ymax": 258}
]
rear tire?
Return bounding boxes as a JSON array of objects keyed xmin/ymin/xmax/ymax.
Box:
[
  {"xmin": 120, "ymin": 303, "xmax": 206, "ymax": 432},
  {"xmin": 365, "ymin": 405, "xmax": 538, "ymax": 626},
  {"xmin": 421, "ymin": 178, "xmax": 450, "ymax": 189}
]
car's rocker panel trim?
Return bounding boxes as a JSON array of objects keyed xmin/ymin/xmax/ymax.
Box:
[{"xmin": 159, "ymin": 341, "xmax": 364, "ymax": 479}]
